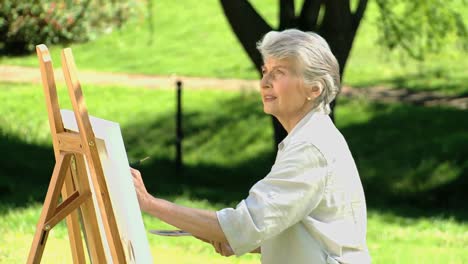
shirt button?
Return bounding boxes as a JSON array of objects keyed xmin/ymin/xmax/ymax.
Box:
[{"xmin": 278, "ymin": 142, "xmax": 284, "ymax": 151}]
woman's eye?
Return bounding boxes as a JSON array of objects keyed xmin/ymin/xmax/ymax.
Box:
[{"xmin": 270, "ymin": 70, "xmax": 282, "ymax": 79}]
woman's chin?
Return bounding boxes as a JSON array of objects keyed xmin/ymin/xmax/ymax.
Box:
[
  {"xmin": 263, "ymin": 109, "xmax": 279, "ymax": 119},
  {"xmin": 263, "ymin": 107, "xmax": 272, "ymax": 115}
]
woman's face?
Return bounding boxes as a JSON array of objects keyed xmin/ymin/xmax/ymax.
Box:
[{"xmin": 260, "ymin": 57, "xmax": 309, "ymax": 120}]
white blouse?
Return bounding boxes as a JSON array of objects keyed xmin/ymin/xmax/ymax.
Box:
[{"xmin": 216, "ymin": 111, "xmax": 371, "ymax": 264}]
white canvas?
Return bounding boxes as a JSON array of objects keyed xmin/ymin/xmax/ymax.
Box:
[{"xmin": 61, "ymin": 109, "xmax": 153, "ymax": 264}]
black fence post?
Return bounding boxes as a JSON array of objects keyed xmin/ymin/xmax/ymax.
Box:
[{"xmin": 175, "ymin": 80, "xmax": 183, "ymax": 175}]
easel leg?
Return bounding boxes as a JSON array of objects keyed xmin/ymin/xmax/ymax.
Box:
[
  {"xmin": 27, "ymin": 153, "xmax": 72, "ymax": 264},
  {"xmin": 73, "ymin": 154, "xmax": 107, "ymax": 263},
  {"xmin": 63, "ymin": 160, "xmax": 86, "ymax": 263}
]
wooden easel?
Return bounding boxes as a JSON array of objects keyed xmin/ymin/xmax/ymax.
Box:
[{"xmin": 27, "ymin": 45, "xmax": 126, "ymax": 263}]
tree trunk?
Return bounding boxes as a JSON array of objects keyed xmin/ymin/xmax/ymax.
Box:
[
  {"xmin": 220, "ymin": 0, "xmax": 368, "ymax": 146},
  {"xmin": 220, "ymin": 0, "xmax": 288, "ymax": 147},
  {"xmin": 219, "ymin": 0, "xmax": 272, "ymax": 72}
]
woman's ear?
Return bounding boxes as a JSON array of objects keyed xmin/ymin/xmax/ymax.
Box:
[{"xmin": 306, "ymin": 84, "xmax": 322, "ymax": 100}]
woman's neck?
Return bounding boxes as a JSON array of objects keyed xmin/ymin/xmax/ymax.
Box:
[{"xmin": 277, "ymin": 108, "xmax": 313, "ymax": 133}]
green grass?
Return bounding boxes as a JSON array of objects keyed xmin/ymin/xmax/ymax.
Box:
[
  {"xmin": 0, "ymin": 199, "xmax": 261, "ymax": 263},
  {"xmin": 0, "ymin": 82, "xmax": 467, "ymax": 263},
  {"xmin": 0, "ymin": 1, "xmax": 466, "ymax": 95},
  {"xmin": 366, "ymin": 211, "xmax": 468, "ymax": 263},
  {"xmin": 1, "ymin": 201, "xmax": 467, "ymax": 263}
]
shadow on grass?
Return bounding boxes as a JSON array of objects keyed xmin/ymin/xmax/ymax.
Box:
[
  {"xmin": 0, "ymin": 133, "xmax": 55, "ymax": 207},
  {"xmin": 354, "ymin": 69, "xmax": 468, "ymax": 96},
  {"xmin": 339, "ymin": 102, "xmax": 468, "ymax": 220},
  {"xmin": 123, "ymin": 94, "xmax": 275, "ymax": 204},
  {"xmin": 1, "ymin": 95, "xmax": 467, "ymax": 221}
]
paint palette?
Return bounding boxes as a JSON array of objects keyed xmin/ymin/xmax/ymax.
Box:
[{"xmin": 149, "ymin": 230, "xmax": 192, "ymax": 237}]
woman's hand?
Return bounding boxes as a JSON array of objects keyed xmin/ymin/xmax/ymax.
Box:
[
  {"xmin": 212, "ymin": 241, "xmax": 235, "ymax": 257},
  {"xmin": 194, "ymin": 236, "xmax": 234, "ymax": 257},
  {"xmin": 130, "ymin": 167, "xmax": 151, "ymax": 212},
  {"xmin": 130, "ymin": 169, "xmax": 228, "ymax": 244}
]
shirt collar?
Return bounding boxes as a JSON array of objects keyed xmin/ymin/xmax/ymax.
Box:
[{"xmin": 277, "ymin": 109, "xmax": 320, "ymax": 151}]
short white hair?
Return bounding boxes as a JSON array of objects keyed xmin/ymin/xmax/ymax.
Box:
[{"xmin": 257, "ymin": 29, "xmax": 341, "ymax": 114}]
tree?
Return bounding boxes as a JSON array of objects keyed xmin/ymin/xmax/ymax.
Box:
[
  {"xmin": 219, "ymin": 0, "xmax": 467, "ymax": 146},
  {"xmin": 375, "ymin": 0, "xmax": 467, "ymax": 61}
]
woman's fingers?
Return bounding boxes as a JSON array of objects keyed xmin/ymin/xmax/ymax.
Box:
[
  {"xmin": 211, "ymin": 241, "xmax": 222, "ymax": 255},
  {"xmin": 129, "ymin": 167, "xmax": 149, "ymax": 211},
  {"xmin": 218, "ymin": 242, "xmax": 225, "ymax": 256},
  {"xmin": 130, "ymin": 168, "xmax": 146, "ymax": 191},
  {"xmin": 223, "ymin": 243, "xmax": 234, "ymax": 257},
  {"xmin": 130, "ymin": 167, "xmax": 142, "ymax": 180},
  {"xmin": 210, "ymin": 241, "xmax": 233, "ymax": 257},
  {"xmin": 211, "ymin": 241, "xmax": 220, "ymax": 254}
]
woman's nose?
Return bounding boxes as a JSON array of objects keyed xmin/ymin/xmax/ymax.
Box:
[{"xmin": 260, "ymin": 75, "xmax": 272, "ymax": 89}]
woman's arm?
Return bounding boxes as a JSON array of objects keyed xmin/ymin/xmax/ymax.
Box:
[
  {"xmin": 145, "ymin": 196, "xmax": 228, "ymax": 243},
  {"xmin": 131, "ymin": 168, "xmax": 228, "ymax": 243}
]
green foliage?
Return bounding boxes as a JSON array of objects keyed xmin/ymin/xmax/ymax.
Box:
[
  {"xmin": 0, "ymin": 0, "xmax": 139, "ymax": 54},
  {"xmin": 375, "ymin": 0, "xmax": 468, "ymax": 61}
]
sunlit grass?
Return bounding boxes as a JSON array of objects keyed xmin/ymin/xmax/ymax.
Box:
[
  {"xmin": 1, "ymin": 201, "xmax": 467, "ymax": 263},
  {"xmin": 0, "ymin": 200, "xmax": 260, "ymax": 263}
]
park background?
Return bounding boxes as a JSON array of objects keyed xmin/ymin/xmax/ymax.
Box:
[{"xmin": 0, "ymin": 0, "xmax": 467, "ymax": 263}]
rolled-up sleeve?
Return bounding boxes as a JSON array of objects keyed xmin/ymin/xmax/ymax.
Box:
[{"xmin": 216, "ymin": 142, "xmax": 328, "ymax": 256}]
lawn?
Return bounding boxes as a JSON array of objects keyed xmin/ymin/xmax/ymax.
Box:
[
  {"xmin": 0, "ymin": 0, "xmax": 467, "ymax": 95},
  {"xmin": 0, "ymin": 82, "xmax": 467, "ymax": 263},
  {"xmin": 1, "ymin": 201, "xmax": 467, "ymax": 263}
]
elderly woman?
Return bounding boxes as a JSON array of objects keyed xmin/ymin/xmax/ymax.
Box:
[{"xmin": 131, "ymin": 29, "xmax": 371, "ymax": 264}]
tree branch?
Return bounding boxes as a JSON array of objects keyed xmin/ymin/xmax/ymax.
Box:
[
  {"xmin": 219, "ymin": 0, "xmax": 272, "ymax": 72},
  {"xmin": 298, "ymin": 0, "xmax": 322, "ymax": 30},
  {"xmin": 353, "ymin": 0, "xmax": 368, "ymax": 31},
  {"xmin": 324, "ymin": 0, "xmax": 351, "ymax": 20},
  {"xmin": 279, "ymin": 0, "xmax": 296, "ymax": 29}
]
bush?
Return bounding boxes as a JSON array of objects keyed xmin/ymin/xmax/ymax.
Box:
[{"xmin": 0, "ymin": 0, "xmax": 139, "ymax": 54}]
